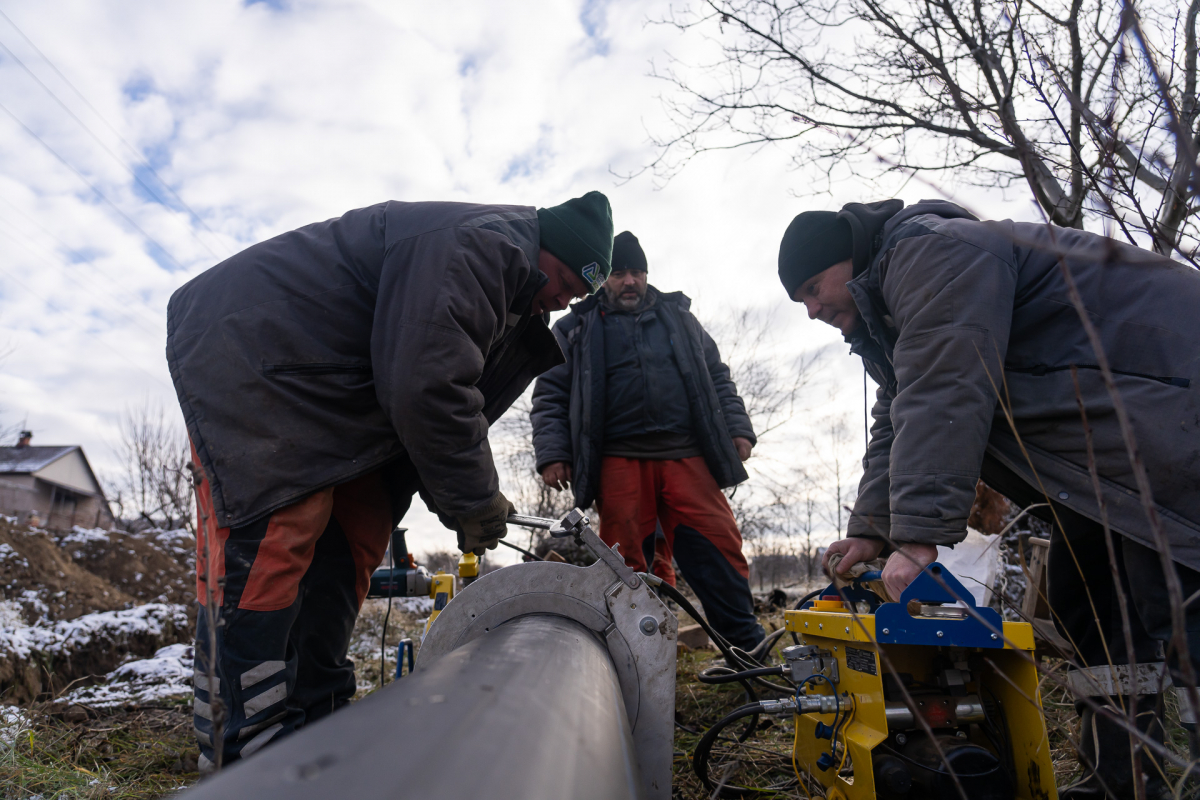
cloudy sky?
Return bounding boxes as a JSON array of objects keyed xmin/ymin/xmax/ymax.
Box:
[{"xmin": 0, "ymin": 0, "xmax": 1038, "ymax": 558}]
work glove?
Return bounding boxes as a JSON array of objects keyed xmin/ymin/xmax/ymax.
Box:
[
  {"xmin": 455, "ymin": 491, "xmax": 513, "ymax": 555},
  {"xmin": 827, "ymin": 552, "xmax": 895, "ymax": 603}
]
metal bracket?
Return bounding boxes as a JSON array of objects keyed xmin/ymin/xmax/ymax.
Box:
[
  {"xmin": 783, "ymin": 645, "xmax": 839, "ymax": 685},
  {"xmin": 419, "ymin": 508, "xmax": 676, "ymax": 799},
  {"xmin": 512, "ymin": 508, "xmax": 641, "ymax": 590}
]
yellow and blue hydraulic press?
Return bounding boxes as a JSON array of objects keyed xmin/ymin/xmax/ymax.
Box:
[{"xmin": 783, "ymin": 562, "xmax": 1056, "ymax": 800}]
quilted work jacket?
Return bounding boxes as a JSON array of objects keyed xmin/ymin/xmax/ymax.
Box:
[
  {"xmin": 531, "ymin": 287, "xmax": 755, "ymax": 509},
  {"xmin": 845, "ymin": 200, "xmax": 1200, "ymax": 569}
]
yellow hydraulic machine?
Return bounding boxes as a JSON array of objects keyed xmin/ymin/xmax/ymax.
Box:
[{"xmin": 782, "ymin": 562, "xmax": 1055, "ymax": 800}]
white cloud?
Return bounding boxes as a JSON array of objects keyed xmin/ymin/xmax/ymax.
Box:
[{"xmin": 0, "ymin": 0, "xmax": 1038, "ymax": 560}]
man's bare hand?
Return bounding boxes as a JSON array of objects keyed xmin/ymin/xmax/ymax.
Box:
[
  {"xmin": 882, "ymin": 542, "xmax": 939, "ymax": 600},
  {"xmin": 822, "ymin": 537, "xmax": 885, "ymax": 577},
  {"xmin": 540, "ymin": 462, "xmax": 572, "ymax": 491},
  {"xmin": 733, "ymin": 437, "xmax": 753, "ymax": 462}
]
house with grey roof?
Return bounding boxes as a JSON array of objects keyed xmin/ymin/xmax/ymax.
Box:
[{"xmin": 0, "ymin": 431, "xmax": 114, "ymax": 530}]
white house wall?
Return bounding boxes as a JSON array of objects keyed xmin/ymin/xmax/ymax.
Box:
[
  {"xmin": 33, "ymin": 450, "xmax": 101, "ymax": 496},
  {"xmin": 0, "ymin": 474, "xmax": 39, "ymax": 518}
]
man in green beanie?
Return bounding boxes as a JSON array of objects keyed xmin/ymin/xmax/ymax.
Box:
[
  {"xmin": 780, "ymin": 198, "xmax": 1200, "ymax": 800},
  {"xmin": 167, "ymin": 192, "xmax": 611, "ymax": 769}
]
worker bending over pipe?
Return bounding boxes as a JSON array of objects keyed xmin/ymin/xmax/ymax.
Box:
[
  {"xmin": 166, "ymin": 193, "xmax": 614, "ymax": 771},
  {"xmin": 779, "ymin": 199, "xmax": 1200, "ymax": 800}
]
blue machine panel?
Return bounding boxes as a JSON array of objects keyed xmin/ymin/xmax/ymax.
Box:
[{"xmin": 873, "ymin": 562, "xmax": 1005, "ymax": 648}]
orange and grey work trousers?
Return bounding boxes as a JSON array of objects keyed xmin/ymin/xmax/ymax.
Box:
[
  {"xmin": 596, "ymin": 455, "xmax": 765, "ymax": 650},
  {"xmin": 190, "ymin": 446, "xmax": 393, "ymax": 771}
]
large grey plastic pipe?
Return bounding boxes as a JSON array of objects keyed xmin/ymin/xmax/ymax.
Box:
[{"xmin": 178, "ymin": 614, "xmax": 643, "ymax": 800}]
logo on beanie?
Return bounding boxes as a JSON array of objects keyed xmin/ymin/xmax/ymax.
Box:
[{"xmin": 580, "ymin": 262, "xmax": 603, "ymax": 292}]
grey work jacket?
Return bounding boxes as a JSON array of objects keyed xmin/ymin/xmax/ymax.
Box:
[{"xmin": 846, "ymin": 200, "xmax": 1200, "ymax": 569}]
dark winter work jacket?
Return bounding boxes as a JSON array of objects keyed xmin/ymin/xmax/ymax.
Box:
[
  {"xmin": 844, "ymin": 199, "xmax": 1200, "ymax": 569},
  {"xmin": 531, "ymin": 286, "xmax": 756, "ymax": 509},
  {"xmin": 167, "ymin": 202, "xmax": 563, "ymax": 529},
  {"xmin": 601, "ymin": 293, "xmax": 698, "ymax": 444}
]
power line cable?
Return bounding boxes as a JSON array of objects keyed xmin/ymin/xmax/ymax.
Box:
[
  {"xmin": 0, "ymin": 9, "xmax": 231, "ymax": 257},
  {"xmin": 0, "ymin": 218, "xmax": 165, "ymax": 341},
  {"xmin": 0, "ymin": 37, "xmax": 223, "ymax": 262},
  {"xmin": 0, "ymin": 194, "xmax": 169, "ymax": 330},
  {"xmin": 0, "ymin": 98, "xmax": 189, "ymax": 273}
]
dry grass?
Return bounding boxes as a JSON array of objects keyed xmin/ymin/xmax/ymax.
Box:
[
  {"xmin": 1038, "ymin": 664, "xmax": 1195, "ymax": 795},
  {"xmin": 349, "ymin": 598, "xmax": 429, "ymax": 697},
  {"xmin": 673, "ymin": 607, "xmax": 811, "ymax": 799},
  {"xmin": 0, "ymin": 703, "xmax": 198, "ymax": 799},
  {"xmin": 7, "ymin": 596, "xmax": 1189, "ymax": 799}
]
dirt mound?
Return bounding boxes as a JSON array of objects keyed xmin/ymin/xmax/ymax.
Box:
[
  {"xmin": 0, "ymin": 603, "xmax": 191, "ymax": 702},
  {"xmin": 0, "ymin": 519, "xmax": 131, "ymax": 623},
  {"xmin": 57, "ymin": 528, "xmax": 195, "ymax": 607}
]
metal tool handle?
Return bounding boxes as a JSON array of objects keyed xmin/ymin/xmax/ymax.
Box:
[
  {"xmin": 507, "ymin": 513, "xmax": 558, "ymax": 530},
  {"xmin": 507, "ymin": 509, "xmax": 639, "ymax": 589}
]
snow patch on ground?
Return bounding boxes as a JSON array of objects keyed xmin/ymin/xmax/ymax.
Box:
[
  {"xmin": 18, "ymin": 589, "xmax": 48, "ymax": 622},
  {"xmin": 0, "ymin": 604, "xmax": 188, "ymax": 662},
  {"xmin": 59, "ymin": 527, "xmax": 112, "ymax": 546},
  {"xmin": 0, "ymin": 599, "xmax": 24, "ymax": 629},
  {"xmin": 0, "ymin": 543, "xmax": 29, "ymax": 568},
  {"xmin": 392, "ymin": 597, "xmax": 434, "ymax": 614},
  {"xmin": 153, "ymin": 529, "xmax": 194, "ymax": 551},
  {"xmin": 60, "ymin": 643, "xmax": 193, "ymax": 709},
  {"xmin": 0, "ymin": 705, "xmax": 31, "ymax": 748}
]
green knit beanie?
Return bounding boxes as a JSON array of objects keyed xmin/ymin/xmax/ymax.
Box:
[{"xmin": 537, "ymin": 191, "xmax": 613, "ymax": 294}]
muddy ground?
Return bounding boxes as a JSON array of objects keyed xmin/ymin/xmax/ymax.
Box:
[{"xmin": 0, "ymin": 502, "xmax": 1190, "ymax": 800}]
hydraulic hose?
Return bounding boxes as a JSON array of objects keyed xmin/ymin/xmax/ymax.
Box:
[
  {"xmin": 692, "ymin": 701, "xmax": 795, "ymax": 797},
  {"xmin": 640, "ymin": 573, "xmax": 792, "ymax": 694},
  {"xmin": 697, "ymin": 666, "xmax": 786, "ymax": 685},
  {"xmin": 793, "ymin": 587, "xmax": 824, "ymax": 611}
]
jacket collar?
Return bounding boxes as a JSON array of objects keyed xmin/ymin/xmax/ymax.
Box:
[
  {"xmin": 844, "ymin": 198, "xmax": 979, "ymax": 368},
  {"xmin": 847, "ymin": 257, "xmax": 895, "ymax": 368},
  {"xmin": 569, "ymin": 284, "xmax": 691, "ymax": 317}
]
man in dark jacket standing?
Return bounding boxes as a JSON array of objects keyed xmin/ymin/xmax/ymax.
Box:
[
  {"xmin": 532, "ymin": 231, "xmax": 765, "ymax": 650},
  {"xmin": 779, "ymin": 199, "xmax": 1200, "ymax": 799},
  {"xmin": 167, "ymin": 193, "xmax": 613, "ymax": 770}
]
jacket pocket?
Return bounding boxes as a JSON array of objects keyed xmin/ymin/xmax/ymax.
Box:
[
  {"xmin": 1007, "ymin": 363, "xmax": 1190, "ymax": 388},
  {"xmin": 262, "ymin": 362, "xmax": 373, "ymax": 377}
]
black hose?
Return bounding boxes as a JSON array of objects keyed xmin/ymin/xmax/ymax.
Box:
[
  {"xmin": 643, "ymin": 574, "xmax": 791, "ymax": 694},
  {"xmin": 379, "ymin": 547, "xmax": 394, "ymax": 689},
  {"xmin": 498, "ymin": 538, "xmax": 543, "ymax": 561},
  {"xmin": 747, "ymin": 627, "xmax": 787, "ymax": 662},
  {"xmin": 650, "ymin": 577, "xmax": 738, "ymax": 654},
  {"xmin": 697, "ymin": 666, "xmax": 785, "ymax": 684},
  {"xmin": 692, "ymin": 701, "xmax": 777, "ymax": 797},
  {"xmin": 793, "ymin": 587, "xmax": 824, "ymax": 610}
]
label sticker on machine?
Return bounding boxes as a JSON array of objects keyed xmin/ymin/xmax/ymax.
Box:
[{"xmin": 844, "ymin": 646, "xmax": 877, "ymax": 675}]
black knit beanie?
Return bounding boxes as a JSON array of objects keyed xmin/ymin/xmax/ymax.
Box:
[
  {"xmin": 612, "ymin": 231, "xmax": 648, "ymax": 273},
  {"xmin": 777, "ymin": 211, "xmax": 853, "ymax": 299}
]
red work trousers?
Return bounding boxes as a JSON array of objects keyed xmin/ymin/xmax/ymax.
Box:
[
  {"xmin": 595, "ymin": 456, "xmax": 763, "ymax": 648},
  {"xmin": 596, "ymin": 456, "xmax": 751, "ymax": 583},
  {"xmin": 191, "ymin": 442, "xmax": 394, "ymax": 770}
]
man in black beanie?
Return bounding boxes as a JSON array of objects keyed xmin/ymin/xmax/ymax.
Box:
[
  {"xmin": 780, "ymin": 198, "xmax": 1200, "ymax": 800},
  {"xmin": 532, "ymin": 230, "xmax": 766, "ymax": 650}
]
